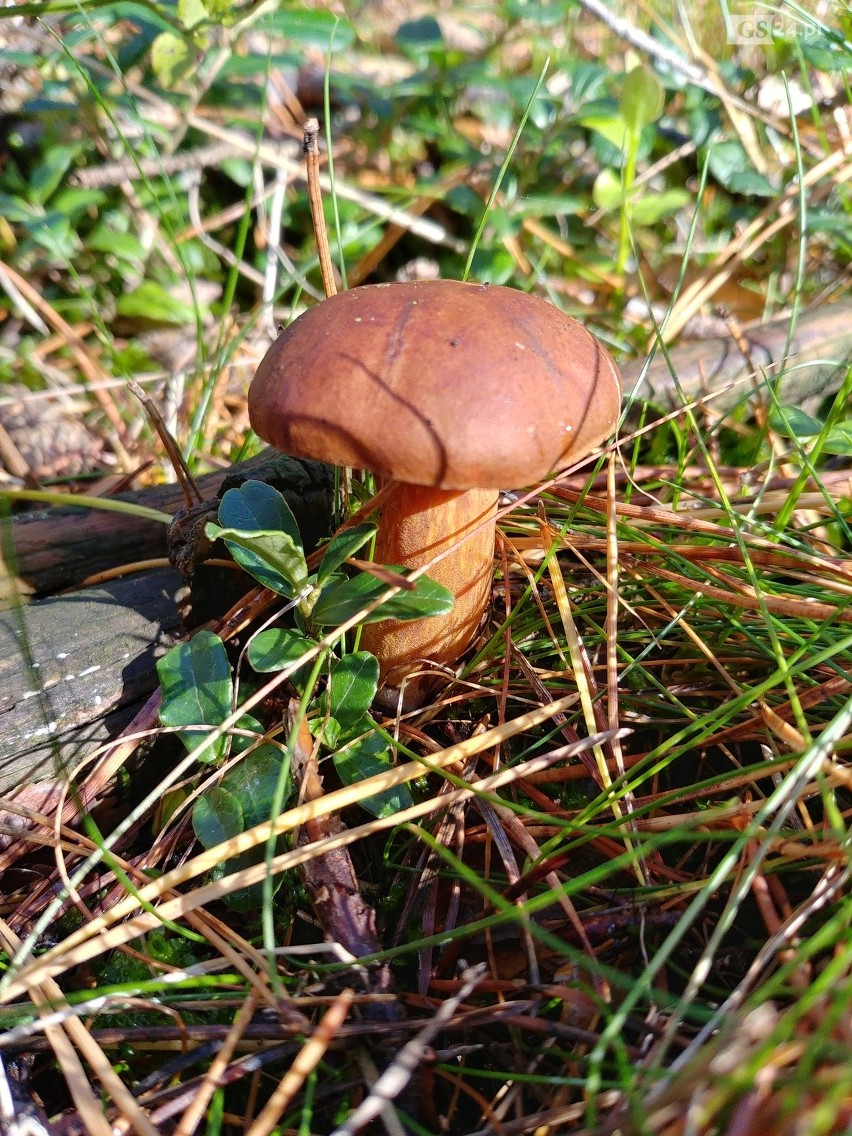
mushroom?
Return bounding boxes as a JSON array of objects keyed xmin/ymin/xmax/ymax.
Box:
[{"xmin": 248, "ymin": 279, "xmax": 621, "ymax": 702}]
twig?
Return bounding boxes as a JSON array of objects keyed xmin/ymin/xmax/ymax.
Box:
[
  {"xmin": 0, "ymin": 420, "xmax": 40, "ymax": 488},
  {"xmin": 68, "ymin": 141, "xmax": 244, "ymax": 190},
  {"xmin": 0, "ymin": 257, "xmax": 131, "ymax": 465},
  {"xmin": 72, "ymin": 54, "xmax": 465, "ymax": 252},
  {"xmin": 303, "ymin": 118, "xmax": 338, "ymax": 299},
  {"xmin": 244, "ymin": 990, "xmax": 354, "ymax": 1136},
  {"xmin": 173, "ymin": 995, "xmax": 255, "ymax": 1136},
  {"xmin": 188, "ymin": 115, "xmax": 466, "ymax": 252},
  {"xmin": 186, "ymin": 175, "xmax": 266, "ymax": 288},
  {"xmin": 128, "ymin": 380, "xmax": 202, "ymax": 506},
  {"xmin": 0, "ymin": 260, "xmax": 50, "ymax": 335},
  {"xmin": 0, "ymin": 917, "xmax": 156, "ymax": 1136},
  {"xmin": 662, "ymin": 148, "xmax": 852, "ymax": 342},
  {"xmin": 261, "ymin": 168, "xmax": 289, "ymax": 337},
  {"xmin": 287, "ymin": 701, "xmax": 401, "ymax": 1019}
]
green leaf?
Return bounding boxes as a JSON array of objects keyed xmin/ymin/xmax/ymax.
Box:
[
  {"xmin": 94, "ymin": 2, "xmax": 179, "ymax": 34},
  {"xmin": 150, "ymin": 31, "xmax": 196, "ymax": 88},
  {"xmin": 311, "ymin": 570, "xmax": 454, "ymax": 627},
  {"xmin": 192, "ymin": 786, "xmax": 243, "ymax": 849},
  {"xmin": 333, "ymin": 726, "xmax": 414, "ymax": 818},
  {"xmin": 178, "ymin": 0, "xmax": 207, "ymax": 27},
  {"xmin": 707, "ymin": 141, "xmax": 777, "ymax": 197},
  {"xmin": 207, "ymin": 524, "xmax": 308, "ymax": 597},
  {"xmin": 0, "ymin": 194, "xmax": 38, "ymax": 225},
  {"xmin": 592, "ymin": 168, "xmax": 623, "ymax": 211},
  {"xmin": 49, "ymin": 187, "xmax": 106, "ymax": 218},
  {"xmin": 726, "ymin": 169, "xmax": 778, "ymax": 197},
  {"xmin": 821, "ymin": 422, "xmax": 852, "ymax": 456},
  {"xmin": 212, "ymin": 480, "xmax": 307, "ymax": 595},
  {"xmin": 509, "ymin": 193, "xmax": 585, "ymax": 218},
  {"xmin": 87, "ymin": 228, "xmax": 146, "ymax": 262},
  {"xmin": 395, "ymin": 15, "xmax": 444, "ymax": 58},
  {"xmin": 328, "ymin": 653, "xmax": 379, "ymax": 731},
  {"xmin": 505, "ymin": 0, "xmax": 574, "ymax": 25},
  {"xmin": 191, "ymin": 747, "xmax": 290, "ymax": 910},
  {"xmin": 619, "ymin": 66, "xmax": 664, "ymax": 133},
  {"xmin": 801, "ymin": 35, "xmax": 852, "ymax": 72},
  {"xmin": 577, "ymin": 113, "xmax": 628, "ymax": 154},
  {"xmin": 445, "ymin": 185, "xmax": 488, "ymax": 217},
  {"xmin": 206, "ymin": 525, "xmax": 308, "ymax": 598},
  {"xmin": 203, "ymin": 0, "xmax": 235, "ymax": 20},
  {"xmin": 218, "ymin": 481, "xmax": 303, "ymax": 548},
  {"xmin": 630, "ymin": 188, "xmax": 690, "ymax": 225},
  {"xmin": 317, "ymin": 522, "xmax": 377, "ymax": 585},
  {"xmin": 116, "ymin": 280, "xmax": 197, "ymax": 325},
  {"xmin": 28, "ymin": 145, "xmax": 81, "ymax": 206},
  {"xmin": 230, "ymin": 713, "xmax": 265, "ymax": 754},
  {"xmin": 247, "ymin": 628, "xmax": 316, "ymax": 690},
  {"xmin": 253, "ymin": 9, "xmax": 355, "ymax": 47},
  {"xmin": 805, "ymin": 209, "xmax": 852, "ymax": 234},
  {"xmin": 219, "ymin": 157, "xmax": 254, "ymax": 186},
  {"xmin": 219, "ymin": 745, "xmax": 290, "ymax": 829},
  {"xmin": 769, "ymin": 405, "xmax": 824, "ymax": 439},
  {"xmin": 314, "ymin": 715, "xmax": 342, "ymax": 749},
  {"xmin": 157, "ymin": 630, "xmax": 233, "ymax": 761},
  {"xmin": 767, "ymin": 405, "xmax": 852, "ymax": 455}
]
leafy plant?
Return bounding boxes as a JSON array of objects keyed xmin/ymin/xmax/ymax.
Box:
[
  {"xmin": 191, "ymin": 744, "xmax": 291, "ymax": 910},
  {"xmin": 770, "ymin": 404, "xmax": 852, "ymax": 456},
  {"xmin": 587, "ymin": 64, "xmax": 689, "ymax": 276},
  {"xmin": 157, "ymin": 479, "xmax": 453, "ymax": 871},
  {"xmin": 204, "ymin": 480, "xmax": 454, "ymax": 631}
]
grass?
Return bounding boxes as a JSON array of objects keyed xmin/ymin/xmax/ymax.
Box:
[{"xmin": 0, "ymin": 0, "xmax": 851, "ymax": 1133}]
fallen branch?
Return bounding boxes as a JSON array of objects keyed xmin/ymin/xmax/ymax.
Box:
[
  {"xmin": 0, "ymin": 451, "xmax": 332, "ymax": 606},
  {"xmin": 0, "ymin": 455, "xmax": 333, "ymax": 793}
]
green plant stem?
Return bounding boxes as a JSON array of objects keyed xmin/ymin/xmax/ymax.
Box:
[
  {"xmin": 0, "ymin": 489, "xmax": 172, "ymax": 524},
  {"xmin": 616, "ymin": 130, "xmax": 639, "ymax": 277}
]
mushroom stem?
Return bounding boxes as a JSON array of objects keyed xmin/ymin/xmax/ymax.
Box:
[{"xmin": 360, "ymin": 482, "xmax": 498, "ymax": 700}]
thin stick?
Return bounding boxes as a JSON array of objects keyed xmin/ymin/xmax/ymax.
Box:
[
  {"xmin": 0, "ymin": 420, "xmax": 39, "ymax": 487},
  {"xmin": 128, "ymin": 380, "xmax": 202, "ymax": 506},
  {"xmin": 330, "ymin": 965, "xmax": 487, "ymax": 1136},
  {"xmin": 68, "ymin": 141, "xmax": 242, "ymax": 189},
  {"xmin": 303, "ymin": 118, "xmax": 337, "ymax": 299}
]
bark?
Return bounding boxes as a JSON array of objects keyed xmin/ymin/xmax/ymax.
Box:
[
  {"xmin": 0, "ymin": 451, "xmax": 333, "ymax": 607},
  {"xmin": 0, "ymin": 569, "xmax": 184, "ymax": 794}
]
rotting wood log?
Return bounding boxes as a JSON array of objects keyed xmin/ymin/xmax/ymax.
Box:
[
  {"xmin": 0, "ymin": 301, "xmax": 849, "ymax": 796},
  {"xmin": 632, "ymin": 297, "xmax": 852, "ymax": 413},
  {"xmin": 0, "ymin": 455, "xmax": 334, "ymax": 795},
  {"xmin": 0, "ymin": 451, "xmax": 334, "ymax": 607},
  {"xmin": 0, "ymin": 569, "xmax": 185, "ymax": 794}
]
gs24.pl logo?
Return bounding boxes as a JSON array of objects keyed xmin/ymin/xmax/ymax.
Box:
[{"xmin": 726, "ymin": 10, "xmax": 821, "ymax": 43}]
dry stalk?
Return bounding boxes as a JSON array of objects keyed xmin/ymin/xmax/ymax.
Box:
[{"xmin": 303, "ymin": 117, "xmax": 338, "ymax": 299}]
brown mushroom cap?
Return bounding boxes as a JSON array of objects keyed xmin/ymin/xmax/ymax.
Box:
[{"xmin": 249, "ymin": 280, "xmax": 621, "ymax": 490}]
